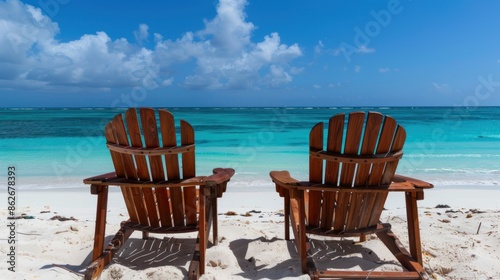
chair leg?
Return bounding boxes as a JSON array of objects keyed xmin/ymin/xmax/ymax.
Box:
[
  {"xmin": 189, "ymin": 237, "xmax": 201, "ymax": 280},
  {"xmin": 290, "ymin": 189, "xmax": 308, "ymax": 273},
  {"xmin": 360, "ymin": 233, "xmax": 366, "ymax": 242},
  {"xmin": 297, "ymin": 192, "xmax": 308, "ymax": 275},
  {"xmin": 376, "ymin": 228, "xmax": 425, "ymax": 277},
  {"xmin": 406, "ymin": 191, "xmax": 423, "ymax": 265},
  {"xmin": 85, "ymin": 225, "xmax": 134, "ymax": 280},
  {"xmin": 212, "ymin": 185, "xmax": 218, "ymax": 245},
  {"xmin": 284, "ymin": 190, "xmax": 290, "ymax": 240},
  {"xmin": 90, "ymin": 185, "xmax": 108, "ymax": 261}
]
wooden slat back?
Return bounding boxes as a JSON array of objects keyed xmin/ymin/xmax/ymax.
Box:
[
  {"xmin": 104, "ymin": 108, "xmax": 199, "ymax": 229},
  {"xmin": 309, "ymin": 112, "xmax": 405, "ymax": 233},
  {"xmin": 321, "ymin": 115, "xmax": 344, "ymax": 230},
  {"xmin": 181, "ymin": 120, "xmax": 197, "ymax": 226},
  {"xmin": 308, "ymin": 123, "xmax": 323, "ymax": 227},
  {"xmin": 158, "ymin": 109, "xmax": 178, "ymax": 227},
  {"xmin": 105, "ymin": 121, "xmax": 139, "ymax": 223}
]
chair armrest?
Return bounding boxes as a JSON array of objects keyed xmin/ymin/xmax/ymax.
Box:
[
  {"xmin": 270, "ymin": 170, "xmax": 431, "ymax": 194},
  {"xmin": 270, "ymin": 170, "xmax": 300, "ymax": 186},
  {"xmin": 83, "ymin": 172, "xmax": 118, "ymax": 184},
  {"xmin": 203, "ymin": 168, "xmax": 235, "ymax": 185},
  {"xmin": 270, "ymin": 170, "xmax": 301, "ymax": 197},
  {"xmin": 84, "ymin": 168, "xmax": 234, "ymax": 189},
  {"xmin": 393, "ymin": 174, "xmax": 434, "ymax": 189}
]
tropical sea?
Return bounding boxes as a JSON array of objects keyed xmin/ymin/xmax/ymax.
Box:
[{"xmin": 1, "ymin": 106, "xmax": 499, "ymax": 190}]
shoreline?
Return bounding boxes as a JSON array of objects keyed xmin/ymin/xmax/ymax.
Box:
[{"xmin": 7, "ymin": 183, "xmax": 500, "ymax": 211}]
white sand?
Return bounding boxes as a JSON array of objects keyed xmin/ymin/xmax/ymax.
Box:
[{"xmin": 1, "ymin": 185, "xmax": 500, "ymax": 279}]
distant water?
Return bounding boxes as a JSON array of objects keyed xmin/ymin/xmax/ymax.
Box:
[{"xmin": 1, "ymin": 107, "xmax": 499, "ymax": 189}]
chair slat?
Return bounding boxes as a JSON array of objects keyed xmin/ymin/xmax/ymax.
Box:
[
  {"xmin": 308, "ymin": 123, "xmax": 323, "ymax": 227},
  {"xmin": 382, "ymin": 126, "xmax": 406, "ymax": 184},
  {"xmin": 129, "ymin": 109, "xmax": 158, "ymax": 227},
  {"xmin": 350, "ymin": 112, "xmax": 383, "ymax": 230},
  {"xmin": 356, "ymin": 112, "xmax": 384, "ymax": 185},
  {"xmin": 105, "ymin": 123, "xmax": 138, "ymax": 222},
  {"xmin": 367, "ymin": 116, "xmax": 398, "ymax": 226},
  {"xmin": 140, "ymin": 108, "xmax": 165, "ymax": 180},
  {"xmin": 110, "ymin": 114, "xmax": 150, "ymax": 225},
  {"xmin": 105, "ymin": 124, "xmax": 126, "ymax": 178},
  {"xmin": 158, "ymin": 109, "xmax": 177, "ymax": 228},
  {"xmin": 124, "ymin": 109, "xmax": 157, "ymax": 227},
  {"xmin": 125, "ymin": 109, "xmax": 150, "ymax": 180},
  {"xmin": 159, "ymin": 110, "xmax": 181, "ymax": 180},
  {"xmin": 369, "ymin": 124, "xmax": 406, "ymax": 226},
  {"xmin": 322, "ymin": 115, "xmax": 344, "ymax": 230},
  {"xmin": 334, "ymin": 112, "xmax": 364, "ymax": 232},
  {"xmin": 368, "ymin": 116, "xmax": 397, "ymax": 185},
  {"xmin": 181, "ymin": 120, "xmax": 197, "ymax": 226},
  {"xmin": 111, "ymin": 114, "xmax": 137, "ymax": 179}
]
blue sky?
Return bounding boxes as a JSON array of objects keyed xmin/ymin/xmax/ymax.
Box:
[{"xmin": 1, "ymin": 0, "xmax": 500, "ymax": 107}]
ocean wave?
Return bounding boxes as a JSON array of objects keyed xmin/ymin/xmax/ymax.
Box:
[
  {"xmin": 416, "ymin": 168, "xmax": 500, "ymax": 174},
  {"xmin": 15, "ymin": 178, "xmax": 500, "ymax": 190},
  {"xmin": 405, "ymin": 154, "xmax": 500, "ymax": 158}
]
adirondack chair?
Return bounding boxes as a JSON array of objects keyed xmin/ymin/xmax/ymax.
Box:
[
  {"xmin": 270, "ymin": 112, "xmax": 433, "ymax": 279},
  {"xmin": 83, "ymin": 108, "xmax": 234, "ymax": 280}
]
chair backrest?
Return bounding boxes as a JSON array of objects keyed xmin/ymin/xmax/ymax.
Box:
[
  {"xmin": 307, "ymin": 111, "xmax": 406, "ymax": 233},
  {"xmin": 104, "ymin": 108, "xmax": 198, "ymax": 228}
]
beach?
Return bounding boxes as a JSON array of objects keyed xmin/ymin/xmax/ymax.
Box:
[{"xmin": 1, "ymin": 185, "xmax": 499, "ymax": 280}]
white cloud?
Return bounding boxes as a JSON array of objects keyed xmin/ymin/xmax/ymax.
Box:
[
  {"xmin": 314, "ymin": 40, "xmax": 324, "ymax": 54},
  {"xmin": 433, "ymin": 82, "xmax": 452, "ymax": 94},
  {"xmin": 134, "ymin": 24, "xmax": 149, "ymax": 43},
  {"xmin": 159, "ymin": 0, "xmax": 302, "ymax": 90},
  {"xmin": 313, "ymin": 84, "xmax": 321, "ymax": 89},
  {"xmin": 199, "ymin": 0, "xmax": 254, "ymax": 55},
  {"xmin": 0, "ymin": 0, "xmax": 302, "ymax": 92},
  {"xmin": 379, "ymin": 67, "xmax": 390, "ymax": 73},
  {"xmin": 354, "ymin": 65, "xmax": 361, "ymax": 73},
  {"xmin": 290, "ymin": 67, "xmax": 304, "ymax": 75},
  {"xmin": 356, "ymin": 45, "xmax": 375, "ymax": 54},
  {"xmin": 317, "ymin": 41, "xmax": 350, "ymax": 57}
]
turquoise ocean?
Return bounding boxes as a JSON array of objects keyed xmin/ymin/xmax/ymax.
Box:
[{"xmin": 1, "ymin": 107, "xmax": 499, "ymax": 190}]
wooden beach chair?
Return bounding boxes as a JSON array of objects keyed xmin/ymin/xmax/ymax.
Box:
[
  {"xmin": 270, "ymin": 111, "xmax": 433, "ymax": 279},
  {"xmin": 83, "ymin": 108, "xmax": 234, "ymax": 280}
]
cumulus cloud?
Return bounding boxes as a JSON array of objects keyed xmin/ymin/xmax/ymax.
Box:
[
  {"xmin": 0, "ymin": 0, "xmax": 302, "ymax": 92},
  {"xmin": 159, "ymin": 0, "xmax": 302, "ymax": 90},
  {"xmin": 378, "ymin": 67, "xmax": 390, "ymax": 73},
  {"xmin": 0, "ymin": 0, "xmax": 160, "ymax": 91}
]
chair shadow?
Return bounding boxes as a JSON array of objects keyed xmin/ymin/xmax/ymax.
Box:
[
  {"xmin": 228, "ymin": 236, "xmax": 304, "ymax": 279},
  {"xmin": 45, "ymin": 233, "xmax": 201, "ymax": 278},
  {"xmin": 307, "ymin": 236, "xmax": 403, "ymax": 272}
]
